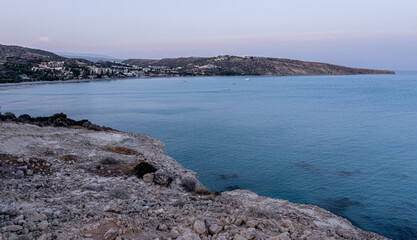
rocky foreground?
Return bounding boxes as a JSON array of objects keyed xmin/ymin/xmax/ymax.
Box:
[{"xmin": 0, "ymin": 113, "xmax": 388, "ymax": 240}]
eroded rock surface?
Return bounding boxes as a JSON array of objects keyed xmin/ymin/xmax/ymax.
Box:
[{"xmin": 0, "ymin": 119, "xmax": 388, "ymax": 239}]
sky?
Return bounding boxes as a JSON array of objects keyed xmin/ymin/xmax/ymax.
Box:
[{"xmin": 1, "ymin": 0, "xmax": 417, "ymax": 70}]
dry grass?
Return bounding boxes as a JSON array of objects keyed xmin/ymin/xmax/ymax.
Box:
[
  {"xmin": 104, "ymin": 146, "xmax": 142, "ymax": 155},
  {"xmin": 195, "ymin": 187, "xmax": 211, "ymax": 195},
  {"xmin": 59, "ymin": 155, "xmax": 77, "ymax": 161},
  {"xmin": 205, "ymin": 194, "xmax": 216, "ymax": 201},
  {"xmin": 0, "ymin": 154, "xmax": 52, "ymax": 176}
]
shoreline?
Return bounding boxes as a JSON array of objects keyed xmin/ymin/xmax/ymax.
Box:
[
  {"xmin": 0, "ymin": 112, "xmax": 389, "ymax": 239},
  {"xmin": 0, "ymin": 71, "xmax": 399, "ymax": 88}
]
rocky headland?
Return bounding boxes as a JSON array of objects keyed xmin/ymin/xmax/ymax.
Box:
[{"xmin": 0, "ymin": 113, "xmax": 388, "ymax": 240}]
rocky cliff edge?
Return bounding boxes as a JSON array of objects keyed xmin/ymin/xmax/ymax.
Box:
[{"xmin": 0, "ymin": 113, "xmax": 388, "ymax": 240}]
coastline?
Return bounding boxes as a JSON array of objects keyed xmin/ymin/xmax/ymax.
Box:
[
  {"xmin": 0, "ymin": 71, "xmax": 398, "ymax": 88},
  {"xmin": 0, "ymin": 113, "xmax": 388, "ymax": 239}
]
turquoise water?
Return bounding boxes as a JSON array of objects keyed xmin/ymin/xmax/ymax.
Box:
[{"xmin": 1, "ymin": 72, "xmax": 417, "ymax": 239}]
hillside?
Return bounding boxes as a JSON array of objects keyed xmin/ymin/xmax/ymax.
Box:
[
  {"xmin": 0, "ymin": 44, "xmax": 395, "ymax": 83},
  {"xmin": 0, "ymin": 44, "xmax": 130, "ymax": 83},
  {"xmin": 124, "ymin": 56, "xmax": 395, "ymax": 76},
  {"xmin": 0, "ymin": 44, "xmax": 64, "ymax": 64}
]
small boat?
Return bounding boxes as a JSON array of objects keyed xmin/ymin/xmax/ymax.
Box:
[{"xmin": 245, "ymin": 78, "xmax": 250, "ymax": 81}]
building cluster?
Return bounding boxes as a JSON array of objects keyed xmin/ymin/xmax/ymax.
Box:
[
  {"xmin": 31, "ymin": 61, "xmax": 65, "ymax": 71},
  {"xmin": 27, "ymin": 60, "xmax": 189, "ymax": 81}
]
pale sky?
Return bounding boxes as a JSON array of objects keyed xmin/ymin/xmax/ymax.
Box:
[{"xmin": 1, "ymin": 0, "xmax": 417, "ymax": 70}]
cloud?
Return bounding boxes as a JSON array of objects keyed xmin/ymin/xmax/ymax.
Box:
[{"xmin": 38, "ymin": 36, "xmax": 51, "ymax": 43}]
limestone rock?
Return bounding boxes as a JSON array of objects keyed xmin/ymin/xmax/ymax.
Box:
[
  {"xmin": 1, "ymin": 225, "xmax": 23, "ymax": 232},
  {"xmin": 209, "ymin": 223, "xmax": 222, "ymax": 234},
  {"xmin": 103, "ymin": 228, "xmax": 119, "ymax": 240},
  {"xmin": 233, "ymin": 234, "xmax": 248, "ymax": 240},
  {"xmin": 170, "ymin": 229, "xmax": 180, "ymax": 239},
  {"xmin": 193, "ymin": 220, "xmax": 207, "ymax": 235},
  {"xmin": 240, "ymin": 228, "xmax": 256, "ymax": 239},
  {"xmin": 143, "ymin": 173, "xmax": 154, "ymax": 183},
  {"xmin": 37, "ymin": 220, "xmax": 49, "ymax": 231},
  {"xmin": 158, "ymin": 224, "xmax": 168, "ymax": 231},
  {"xmin": 104, "ymin": 202, "xmax": 121, "ymax": 213}
]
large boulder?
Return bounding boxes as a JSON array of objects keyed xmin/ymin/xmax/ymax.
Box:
[{"xmin": 154, "ymin": 169, "xmax": 174, "ymax": 186}]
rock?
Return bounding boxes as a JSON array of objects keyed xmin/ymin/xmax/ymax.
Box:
[
  {"xmin": 233, "ymin": 234, "xmax": 248, "ymax": 240},
  {"xmin": 37, "ymin": 220, "xmax": 49, "ymax": 231},
  {"xmin": 25, "ymin": 169, "xmax": 33, "ymax": 176},
  {"xmin": 0, "ymin": 201, "xmax": 16, "ymax": 215},
  {"xmin": 3, "ymin": 112, "xmax": 17, "ymax": 121},
  {"xmin": 17, "ymin": 220, "xmax": 25, "ymax": 225},
  {"xmin": 215, "ymin": 236, "xmax": 227, "ymax": 240},
  {"xmin": 269, "ymin": 232, "xmax": 290, "ymax": 240},
  {"xmin": 240, "ymin": 228, "xmax": 256, "ymax": 239},
  {"xmin": 209, "ymin": 223, "xmax": 222, "ymax": 235},
  {"xmin": 177, "ymin": 228, "xmax": 201, "ymax": 240},
  {"xmin": 158, "ymin": 224, "xmax": 168, "ymax": 231},
  {"xmin": 1, "ymin": 225, "xmax": 23, "ymax": 232},
  {"xmin": 17, "ymin": 114, "xmax": 33, "ymax": 123},
  {"xmin": 15, "ymin": 170, "xmax": 24, "ymax": 179},
  {"xmin": 217, "ymin": 218, "xmax": 228, "ymax": 226},
  {"xmin": 103, "ymin": 228, "xmax": 119, "ymax": 240},
  {"xmin": 193, "ymin": 220, "xmax": 206, "ymax": 235},
  {"xmin": 143, "ymin": 173, "xmax": 154, "ymax": 183},
  {"xmin": 170, "ymin": 229, "xmax": 180, "ymax": 239},
  {"xmin": 246, "ymin": 220, "xmax": 257, "ymax": 228},
  {"xmin": 280, "ymin": 219, "xmax": 292, "ymax": 228},
  {"xmin": 41, "ymin": 208, "xmax": 54, "ymax": 217},
  {"xmin": 154, "ymin": 169, "xmax": 174, "ymax": 186},
  {"xmin": 27, "ymin": 212, "xmax": 47, "ymax": 222},
  {"xmin": 104, "ymin": 202, "xmax": 121, "ymax": 213}
]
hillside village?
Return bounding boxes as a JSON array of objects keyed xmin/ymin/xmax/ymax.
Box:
[{"xmin": 0, "ymin": 44, "xmax": 394, "ymax": 83}]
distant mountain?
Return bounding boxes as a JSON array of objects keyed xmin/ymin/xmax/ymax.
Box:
[
  {"xmin": 56, "ymin": 52, "xmax": 124, "ymax": 63},
  {"xmin": 124, "ymin": 56, "xmax": 395, "ymax": 76}
]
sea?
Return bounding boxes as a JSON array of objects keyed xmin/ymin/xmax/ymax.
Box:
[{"xmin": 1, "ymin": 72, "xmax": 417, "ymax": 239}]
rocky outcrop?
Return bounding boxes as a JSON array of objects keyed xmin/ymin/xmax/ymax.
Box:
[
  {"xmin": 0, "ymin": 115, "xmax": 388, "ymax": 239},
  {"xmin": 0, "ymin": 112, "xmax": 109, "ymax": 131}
]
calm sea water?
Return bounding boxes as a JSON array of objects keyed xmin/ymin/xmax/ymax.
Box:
[{"xmin": 1, "ymin": 72, "xmax": 417, "ymax": 239}]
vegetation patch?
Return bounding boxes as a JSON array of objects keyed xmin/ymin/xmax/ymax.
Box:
[
  {"xmin": 0, "ymin": 154, "xmax": 52, "ymax": 177},
  {"xmin": 105, "ymin": 146, "xmax": 141, "ymax": 155},
  {"xmin": 180, "ymin": 177, "xmax": 197, "ymax": 192},
  {"xmin": 195, "ymin": 187, "xmax": 211, "ymax": 195},
  {"xmin": 100, "ymin": 157, "xmax": 120, "ymax": 165},
  {"xmin": 59, "ymin": 155, "xmax": 78, "ymax": 162}
]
